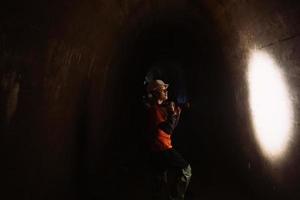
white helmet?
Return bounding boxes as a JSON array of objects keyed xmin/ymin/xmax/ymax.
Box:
[{"xmin": 146, "ymin": 79, "xmax": 169, "ymax": 94}]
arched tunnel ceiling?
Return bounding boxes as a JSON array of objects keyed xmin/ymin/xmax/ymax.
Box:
[{"xmin": 1, "ymin": 0, "xmax": 300, "ymax": 200}]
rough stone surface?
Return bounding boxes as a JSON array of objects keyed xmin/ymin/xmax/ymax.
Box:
[{"xmin": 1, "ymin": 0, "xmax": 300, "ymax": 199}]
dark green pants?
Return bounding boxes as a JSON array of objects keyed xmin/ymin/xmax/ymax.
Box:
[{"xmin": 150, "ymin": 148, "xmax": 192, "ymax": 200}]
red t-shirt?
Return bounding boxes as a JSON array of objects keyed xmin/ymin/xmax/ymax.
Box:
[{"xmin": 146, "ymin": 104, "xmax": 174, "ymax": 151}]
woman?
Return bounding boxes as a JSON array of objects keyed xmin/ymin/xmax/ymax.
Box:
[{"xmin": 145, "ymin": 79, "xmax": 192, "ymax": 200}]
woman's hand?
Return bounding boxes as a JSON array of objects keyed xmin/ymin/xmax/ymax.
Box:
[
  {"xmin": 175, "ymin": 105, "xmax": 182, "ymax": 116},
  {"xmin": 167, "ymin": 101, "xmax": 181, "ymax": 116}
]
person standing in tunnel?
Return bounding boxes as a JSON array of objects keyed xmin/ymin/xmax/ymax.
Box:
[{"xmin": 144, "ymin": 79, "xmax": 192, "ymax": 200}]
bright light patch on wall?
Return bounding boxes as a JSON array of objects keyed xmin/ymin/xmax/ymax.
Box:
[{"xmin": 247, "ymin": 50, "xmax": 294, "ymax": 163}]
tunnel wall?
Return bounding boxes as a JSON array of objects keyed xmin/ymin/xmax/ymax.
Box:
[
  {"xmin": 0, "ymin": 1, "xmax": 130, "ymax": 199},
  {"xmin": 1, "ymin": 0, "xmax": 300, "ymax": 200},
  {"xmin": 207, "ymin": 0, "xmax": 300, "ymax": 194}
]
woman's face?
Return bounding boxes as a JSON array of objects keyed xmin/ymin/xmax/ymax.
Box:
[{"xmin": 157, "ymin": 86, "xmax": 168, "ymax": 101}]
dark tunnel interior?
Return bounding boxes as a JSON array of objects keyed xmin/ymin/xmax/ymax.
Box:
[
  {"xmin": 1, "ymin": 0, "xmax": 300, "ymax": 200},
  {"xmin": 105, "ymin": 13, "xmax": 236, "ymax": 199}
]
